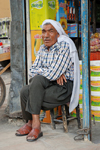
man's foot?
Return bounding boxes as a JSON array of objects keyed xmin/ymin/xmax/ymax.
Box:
[
  {"xmin": 26, "ymin": 128, "xmax": 43, "ymax": 142},
  {"xmin": 15, "ymin": 123, "xmax": 32, "ymax": 136}
]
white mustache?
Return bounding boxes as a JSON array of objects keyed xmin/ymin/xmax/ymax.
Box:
[{"xmin": 44, "ymin": 38, "xmax": 51, "ymax": 40}]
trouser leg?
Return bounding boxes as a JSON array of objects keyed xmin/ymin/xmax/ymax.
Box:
[
  {"xmin": 20, "ymin": 75, "xmax": 51, "ymax": 120},
  {"xmin": 42, "ymin": 80, "xmax": 73, "ymax": 110},
  {"xmin": 26, "ymin": 75, "xmax": 51, "ymax": 114},
  {"xmin": 20, "ymin": 85, "xmax": 32, "ymax": 120},
  {"xmin": 20, "ymin": 75, "xmax": 73, "ymax": 120}
]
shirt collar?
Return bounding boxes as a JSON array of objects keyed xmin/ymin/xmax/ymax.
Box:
[{"xmin": 43, "ymin": 42, "xmax": 60, "ymax": 51}]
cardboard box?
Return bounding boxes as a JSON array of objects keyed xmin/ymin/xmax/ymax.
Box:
[
  {"xmin": 66, "ymin": 23, "xmax": 78, "ymax": 37},
  {"xmin": 0, "ymin": 0, "xmax": 11, "ymax": 18},
  {"xmin": 67, "ymin": 23, "xmax": 70, "ymax": 31},
  {"xmin": 56, "ymin": 0, "xmax": 67, "ymax": 32},
  {"xmin": 70, "ymin": 23, "xmax": 78, "ymax": 30},
  {"xmin": 31, "ymin": 30, "xmax": 43, "ymax": 62},
  {"xmin": 29, "ymin": 0, "xmax": 56, "ymax": 30}
]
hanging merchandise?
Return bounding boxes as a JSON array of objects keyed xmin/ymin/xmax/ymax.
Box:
[
  {"xmin": 2, "ymin": 18, "xmax": 7, "ymax": 37},
  {"xmin": 56, "ymin": 0, "xmax": 67, "ymax": 33},
  {"xmin": 0, "ymin": 18, "xmax": 11, "ymax": 38},
  {"xmin": 29, "ymin": 0, "xmax": 56, "ymax": 30},
  {"xmin": 6, "ymin": 18, "xmax": 11, "ymax": 38}
]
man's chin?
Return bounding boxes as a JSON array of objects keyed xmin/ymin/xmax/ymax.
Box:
[{"xmin": 45, "ymin": 44, "xmax": 52, "ymax": 48}]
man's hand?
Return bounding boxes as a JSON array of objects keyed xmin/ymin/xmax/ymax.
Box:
[{"xmin": 57, "ymin": 74, "xmax": 67, "ymax": 85}]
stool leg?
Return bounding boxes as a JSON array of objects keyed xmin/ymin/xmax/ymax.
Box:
[
  {"xmin": 76, "ymin": 104, "xmax": 82, "ymax": 129},
  {"xmin": 61, "ymin": 105, "xmax": 68, "ymax": 132},
  {"xmin": 50, "ymin": 109, "xmax": 56, "ymax": 129}
]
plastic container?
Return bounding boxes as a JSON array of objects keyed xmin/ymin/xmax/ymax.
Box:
[
  {"xmin": 0, "ymin": 42, "xmax": 3, "ymax": 54},
  {"xmin": 29, "ymin": 0, "xmax": 56, "ymax": 30},
  {"xmin": 90, "ymin": 52, "xmax": 100, "ymax": 60},
  {"xmin": 91, "ymin": 91, "xmax": 100, "ymax": 107}
]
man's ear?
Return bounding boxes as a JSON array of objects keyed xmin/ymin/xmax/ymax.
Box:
[{"xmin": 57, "ymin": 33, "xmax": 60, "ymax": 38}]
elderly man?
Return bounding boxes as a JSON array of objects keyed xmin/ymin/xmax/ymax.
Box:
[{"xmin": 15, "ymin": 19, "xmax": 80, "ymax": 142}]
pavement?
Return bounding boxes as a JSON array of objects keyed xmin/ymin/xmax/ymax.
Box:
[{"xmin": 0, "ymin": 69, "xmax": 100, "ymax": 150}]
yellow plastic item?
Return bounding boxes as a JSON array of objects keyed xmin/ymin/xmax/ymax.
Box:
[
  {"xmin": 29, "ymin": 0, "xmax": 56, "ymax": 30},
  {"xmin": 31, "ymin": 30, "xmax": 42, "ymax": 62}
]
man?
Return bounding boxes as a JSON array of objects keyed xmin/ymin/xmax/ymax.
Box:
[{"xmin": 15, "ymin": 19, "xmax": 80, "ymax": 142}]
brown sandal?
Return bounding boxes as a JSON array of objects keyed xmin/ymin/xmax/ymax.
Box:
[
  {"xmin": 15, "ymin": 124, "xmax": 32, "ymax": 136},
  {"xmin": 26, "ymin": 128, "xmax": 43, "ymax": 142}
]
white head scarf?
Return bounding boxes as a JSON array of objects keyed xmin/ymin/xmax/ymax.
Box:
[
  {"xmin": 42, "ymin": 19, "xmax": 68, "ymax": 36},
  {"xmin": 42, "ymin": 19, "xmax": 80, "ymax": 113}
]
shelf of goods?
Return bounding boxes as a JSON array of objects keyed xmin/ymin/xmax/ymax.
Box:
[
  {"xmin": 71, "ymin": 60, "xmax": 100, "ymax": 122},
  {"xmin": 0, "ymin": 17, "xmax": 11, "ymax": 71}
]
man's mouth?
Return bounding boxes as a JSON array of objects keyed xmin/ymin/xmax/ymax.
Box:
[
  {"xmin": 44, "ymin": 38, "xmax": 51, "ymax": 42},
  {"xmin": 45, "ymin": 40, "xmax": 50, "ymax": 42}
]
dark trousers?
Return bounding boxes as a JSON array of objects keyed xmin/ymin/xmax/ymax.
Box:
[{"xmin": 20, "ymin": 75, "xmax": 73, "ymax": 120}]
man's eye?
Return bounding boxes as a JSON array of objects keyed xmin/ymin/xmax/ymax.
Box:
[{"xmin": 50, "ymin": 30, "xmax": 53, "ymax": 32}]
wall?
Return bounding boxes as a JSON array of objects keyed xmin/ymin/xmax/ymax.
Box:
[
  {"xmin": 0, "ymin": 0, "xmax": 11, "ymax": 18},
  {"xmin": 7, "ymin": 0, "xmax": 26, "ymax": 117}
]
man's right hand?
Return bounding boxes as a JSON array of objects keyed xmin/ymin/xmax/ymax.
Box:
[{"xmin": 57, "ymin": 74, "xmax": 67, "ymax": 85}]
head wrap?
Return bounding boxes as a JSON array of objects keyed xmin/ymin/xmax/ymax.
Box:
[
  {"xmin": 42, "ymin": 19, "xmax": 68, "ymax": 36},
  {"xmin": 42, "ymin": 19, "xmax": 76, "ymax": 54},
  {"xmin": 42, "ymin": 19, "xmax": 80, "ymax": 113}
]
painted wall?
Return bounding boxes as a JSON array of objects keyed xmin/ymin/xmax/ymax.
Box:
[{"xmin": 0, "ymin": 0, "xmax": 11, "ymax": 18}]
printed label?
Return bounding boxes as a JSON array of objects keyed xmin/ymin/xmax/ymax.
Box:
[
  {"xmin": 31, "ymin": 0, "xmax": 43, "ymax": 9},
  {"xmin": 48, "ymin": 1, "xmax": 56, "ymax": 9},
  {"xmin": 90, "ymin": 66, "xmax": 100, "ymax": 72},
  {"xmin": 91, "ymin": 81, "xmax": 100, "ymax": 87}
]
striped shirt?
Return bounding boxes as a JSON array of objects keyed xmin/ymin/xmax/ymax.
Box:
[{"xmin": 29, "ymin": 41, "xmax": 74, "ymax": 81}]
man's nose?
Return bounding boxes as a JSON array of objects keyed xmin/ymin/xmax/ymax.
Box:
[{"xmin": 45, "ymin": 31, "xmax": 49, "ymax": 37}]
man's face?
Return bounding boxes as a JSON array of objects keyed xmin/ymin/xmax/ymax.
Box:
[{"xmin": 42, "ymin": 24, "xmax": 59, "ymax": 48}]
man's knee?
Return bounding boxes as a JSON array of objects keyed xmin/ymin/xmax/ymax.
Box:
[
  {"xmin": 30, "ymin": 75, "xmax": 49, "ymax": 88},
  {"xmin": 30, "ymin": 75, "xmax": 47, "ymax": 84},
  {"xmin": 32, "ymin": 75, "xmax": 45, "ymax": 81}
]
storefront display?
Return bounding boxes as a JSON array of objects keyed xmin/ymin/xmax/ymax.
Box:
[
  {"xmin": 71, "ymin": 61, "xmax": 100, "ymax": 122},
  {"xmin": 29, "ymin": 0, "xmax": 100, "ymax": 123}
]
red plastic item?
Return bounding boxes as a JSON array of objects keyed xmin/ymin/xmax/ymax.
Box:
[
  {"xmin": 90, "ymin": 51, "xmax": 100, "ymax": 60},
  {"xmin": 0, "ymin": 42, "xmax": 3, "ymax": 46}
]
